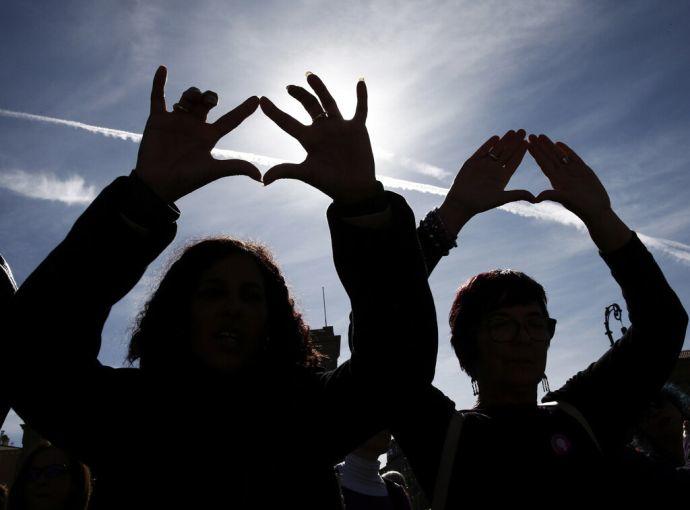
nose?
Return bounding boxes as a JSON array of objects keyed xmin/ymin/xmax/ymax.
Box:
[{"xmin": 514, "ymin": 322, "xmax": 532, "ymax": 344}]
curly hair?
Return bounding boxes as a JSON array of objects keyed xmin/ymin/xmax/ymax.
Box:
[
  {"xmin": 449, "ymin": 269, "xmax": 549, "ymax": 378},
  {"xmin": 128, "ymin": 237, "xmax": 323, "ymax": 371}
]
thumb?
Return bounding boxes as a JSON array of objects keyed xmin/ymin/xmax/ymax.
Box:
[
  {"xmin": 206, "ymin": 159, "xmax": 262, "ymax": 183},
  {"xmin": 495, "ymin": 189, "xmax": 535, "ymax": 207},
  {"xmin": 263, "ymin": 163, "xmax": 308, "ymax": 186},
  {"xmin": 534, "ymin": 189, "xmax": 565, "ymax": 204}
]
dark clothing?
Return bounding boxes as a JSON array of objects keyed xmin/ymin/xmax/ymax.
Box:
[
  {"xmin": 0, "ymin": 254, "xmax": 17, "ymax": 428},
  {"xmin": 395, "ymin": 231, "xmax": 688, "ymax": 505},
  {"xmin": 341, "ymin": 480, "xmax": 412, "ymax": 510},
  {"xmin": 3, "ymin": 176, "xmax": 437, "ymax": 509}
]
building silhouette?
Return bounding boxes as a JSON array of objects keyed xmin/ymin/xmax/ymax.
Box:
[{"xmin": 310, "ymin": 326, "xmax": 341, "ymax": 370}]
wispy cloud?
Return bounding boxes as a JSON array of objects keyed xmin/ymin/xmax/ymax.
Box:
[
  {"xmin": 0, "ymin": 169, "xmax": 97, "ymax": 205},
  {"xmin": 2, "ymin": 107, "xmax": 689, "ymax": 266},
  {"xmin": 0, "ymin": 108, "xmax": 142, "ymax": 143}
]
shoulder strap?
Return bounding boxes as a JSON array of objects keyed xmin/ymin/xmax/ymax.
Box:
[
  {"xmin": 432, "ymin": 411, "xmax": 465, "ymax": 510},
  {"xmin": 544, "ymin": 400, "xmax": 602, "ymax": 453}
]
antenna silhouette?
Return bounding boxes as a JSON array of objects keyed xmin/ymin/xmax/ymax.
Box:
[{"xmin": 322, "ymin": 286, "xmax": 328, "ymax": 327}]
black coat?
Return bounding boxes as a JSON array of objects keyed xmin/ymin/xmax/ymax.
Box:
[
  {"xmin": 4, "ymin": 176, "xmax": 438, "ymax": 509},
  {"xmin": 398, "ymin": 227, "xmax": 688, "ymax": 505}
]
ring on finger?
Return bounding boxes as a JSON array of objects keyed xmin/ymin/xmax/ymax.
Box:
[
  {"xmin": 312, "ymin": 111, "xmax": 328, "ymax": 122},
  {"xmin": 561, "ymin": 156, "xmax": 570, "ymax": 165},
  {"xmin": 173, "ymin": 102, "xmax": 191, "ymax": 113},
  {"xmin": 488, "ymin": 151, "xmax": 505, "ymax": 166}
]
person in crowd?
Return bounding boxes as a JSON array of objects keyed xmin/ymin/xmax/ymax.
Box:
[
  {"xmin": 613, "ymin": 382, "xmax": 690, "ymax": 490},
  {"xmin": 336, "ymin": 430, "xmax": 412, "ymax": 510},
  {"xmin": 3, "ymin": 67, "xmax": 437, "ymax": 508},
  {"xmin": 392, "ymin": 131, "xmax": 688, "ymax": 506},
  {"xmin": 7, "ymin": 443, "xmax": 91, "ymax": 510},
  {"xmin": 1, "ymin": 254, "xmax": 18, "ymax": 429}
]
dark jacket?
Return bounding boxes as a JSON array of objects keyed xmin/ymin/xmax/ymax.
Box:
[
  {"xmin": 1, "ymin": 254, "xmax": 17, "ymax": 428},
  {"xmin": 395, "ymin": 226, "xmax": 688, "ymax": 505},
  {"xmin": 3, "ymin": 176, "xmax": 437, "ymax": 509}
]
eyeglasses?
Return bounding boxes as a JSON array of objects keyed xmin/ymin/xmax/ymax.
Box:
[
  {"xmin": 25, "ymin": 464, "xmax": 69, "ymax": 482},
  {"xmin": 484, "ymin": 315, "xmax": 557, "ymax": 343}
]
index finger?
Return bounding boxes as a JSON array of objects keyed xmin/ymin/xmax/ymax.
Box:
[
  {"xmin": 258, "ymin": 96, "xmax": 308, "ymax": 140},
  {"xmin": 212, "ymin": 96, "xmax": 260, "ymax": 138},
  {"xmin": 150, "ymin": 65, "xmax": 167, "ymax": 114}
]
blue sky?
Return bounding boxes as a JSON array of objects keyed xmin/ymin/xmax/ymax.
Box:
[{"xmin": 1, "ymin": 0, "xmax": 689, "ymax": 445}]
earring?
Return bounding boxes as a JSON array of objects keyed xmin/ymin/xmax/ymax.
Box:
[
  {"xmin": 471, "ymin": 379, "xmax": 479, "ymax": 396},
  {"xmin": 541, "ymin": 374, "xmax": 550, "ymax": 393}
]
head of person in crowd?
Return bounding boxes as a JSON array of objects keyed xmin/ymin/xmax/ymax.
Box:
[
  {"xmin": 449, "ymin": 269, "xmax": 556, "ymax": 406},
  {"xmin": 7, "ymin": 444, "xmax": 91, "ymax": 510},
  {"xmin": 128, "ymin": 237, "xmax": 323, "ymax": 375},
  {"xmin": 631, "ymin": 383, "xmax": 690, "ymax": 467}
]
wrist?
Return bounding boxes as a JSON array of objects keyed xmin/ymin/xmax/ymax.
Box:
[
  {"xmin": 584, "ymin": 207, "xmax": 632, "ymax": 253},
  {"xmin": 333, "ymin": 180, "xmax": 382, "ymax": 208},
  {"xmin": 438, "ymin": 202, "xmax": 473, "ymax": 236}
]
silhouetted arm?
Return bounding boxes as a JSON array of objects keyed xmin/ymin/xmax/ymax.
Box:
[
  {"xmin": 0, "ymin": 254, "xmax": 17, "ymax": 428},
  {"xmin": 261, "ymin": 73, "xmax": 438, "ymax": 462},
  {"xmin": 528, "ymin": 135, "xmax": 688, "ymax": 450}
]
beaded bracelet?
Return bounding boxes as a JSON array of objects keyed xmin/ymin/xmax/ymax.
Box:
[{"xmin": 419, "ymin": 208, "xmax": 458, "ymax": 257}]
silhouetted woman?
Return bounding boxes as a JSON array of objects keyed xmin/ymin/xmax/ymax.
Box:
[
  {"xmin": 393, "ymin": 130, "xmax": 688, "ymax": 506},
  {"xmin": 4, "ymin": 67, "xmax": 436, "ymax": 509}
]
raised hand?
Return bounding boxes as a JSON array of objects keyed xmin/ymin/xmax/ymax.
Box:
[
  {"xmin": 259, "ymin": 73, "xmax": 378, "ymax": 205},
  {"xmin": 134, "ymin": 66, "xmax": 261, "ymax": 203},
  {"xmin": 527, "ymin": 135, "xmax": 611, "ymax": 224},
  {"xmin": 438, "ymin": 130, "xmax": 533, "ymax": 234},
  {"xmin": 528, "ymin": 134, "xmax": 631, "ymax": 251}
]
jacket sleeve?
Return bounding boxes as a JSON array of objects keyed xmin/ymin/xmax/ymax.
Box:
[
  {"xmin": 313, "ymin": 191, "xmax": 439, "ymax": 463},
  {"xmin": 4, "ymin": 175, "xmax": 178, "ymax": 465},
  {"xmin": 0, "ymin": 254, "xmax": 18, "ymax": 428},
  {"xmin": 542, "ymin": 233, "xmax": 688, "ymax": 451}
]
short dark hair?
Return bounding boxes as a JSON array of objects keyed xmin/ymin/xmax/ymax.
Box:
[
  {"xmin": 449, "ymin": 269, "xmax": 548, "ymax": 378},
  {"xmin": 128, "ymin": 237, "xmax": 323, "ymax": 371}
]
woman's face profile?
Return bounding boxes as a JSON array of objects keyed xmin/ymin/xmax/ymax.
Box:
[{"xmin": 188, "ymin": 253, "xmax": 269, "ymax": 373}]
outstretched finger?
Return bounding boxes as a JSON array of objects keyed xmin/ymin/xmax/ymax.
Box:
[
  {"xmin": 213, "ymin": 96, "xmax": 260, "ymax": 138},
  {"xmin": 258, "ymin": 96, "xmax": 307, "ymax": 140},
  {"xmin": 206, "ymin": 159, "xmax": 262, "ymax": 183},
  {"xmin": 503, "ymin": 139, "xmax": 529, "ymax": 174},
  {"xmin": 353, "ymin": 79, "xmax": 368, "ymax": 124},
  {"xmin": 263, "ymin": 162, "xmax": 309, "ymax": 186},
  {"xmin": 287, "ymin": 85, "xmax": 326, "ymax": 121},
  {"xmin": 537, "ymin": 135, "xmax": 563, "ymax": 168},
  {"xmin": 306, "ymin": 73, "xmax": 343, "ymax": 120},
  {"xmin": 150, "ymin": 65, "xmax": 167, "ymax": 114},
  {"xmin": 470, "ymin": 135, "xmax": 500, "ymax": 159},
  {"xmin": 555, "ymin": 141, "xmax": 584, "ymax": 165},
  {"xmin": 528, "ymin": 135, "xmax": 558, "ymax": 182}
]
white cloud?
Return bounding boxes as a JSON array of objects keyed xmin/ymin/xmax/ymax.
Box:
[
  {"xmin": 0, "ymin": 169, "xmax": 97, "ymax": 205},
  {"xmin": 0, "ymin": 108, "xmax": 142, "ymax": 143}
]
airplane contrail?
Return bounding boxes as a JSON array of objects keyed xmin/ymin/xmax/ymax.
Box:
[{"xmin": 2, "ymin": 107, "xmax": 689, "ymax": 265}]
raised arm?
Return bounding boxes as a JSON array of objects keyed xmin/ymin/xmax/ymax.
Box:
[
  {"xmin": 0, "ymin": 254, "xmax": 17, "ymax": 428},
  {"xmin": 528, "ymin": 135, "xmax": 688, "ymax": 450},
  {"xmin": 260, "ymin": 73, "xmax": 438, "ymax": 458},
  {"xmin": 4, "ymin": 66, "xmax": 260, "ymax": 463},
  {"xmin": 418, "ymin": 130, "xmax": 533, "ymax": 273}
]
